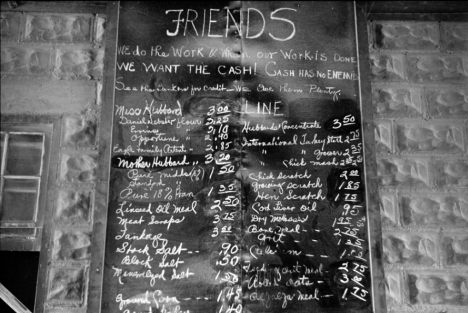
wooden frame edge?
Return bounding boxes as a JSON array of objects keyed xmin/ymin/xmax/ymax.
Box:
[
  {"xmin": 355, "ymin": 2, "xmax": 387, "ymax": 313},
  {"xmin": 86, "ymin": 2, "xmax": 119, "ymax": 313}
]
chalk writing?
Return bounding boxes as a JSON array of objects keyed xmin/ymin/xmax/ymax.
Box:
[{"xmin": 103, "ymin": 2, "xmax": 372, "ymax": 313}]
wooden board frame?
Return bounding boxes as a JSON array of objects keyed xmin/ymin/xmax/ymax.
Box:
[
  {"xmin": 355, "ymin": 2, "xmax": 387, "ymax": 313},
  {"xmin": 87, "ymin": 2, "xmax": 119, "ymax": 313}
]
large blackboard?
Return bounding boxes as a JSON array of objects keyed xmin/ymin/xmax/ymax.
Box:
[{"xmin": 102, "ymin": 2, "xmax": 383, "ymax": 313}]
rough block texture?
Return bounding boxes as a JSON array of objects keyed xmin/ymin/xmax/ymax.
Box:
[
  {"xmin": 400, "ymin": 193, "xmax": 468, "ymax": 227},
  {"xmin": 385, "ymin": 271, "xmax": 404, "ymax": 305},
  {"xmin": 1, "ymin": 8, "xmax": 106, "ymax": 313},
  {"xmin": 407, "ymin": 54, "xmax": 468, "ymax": 84},
  {"xmin": 377, "ymin": 157, "xmax": 431, "ymax": 188},
  {"xmin": 46, "ymin": 266, "xmax": 87, "ymax": 305},
  {"xmin": 55, "ymin": 189, "xmax": 93, "ymax": 224},
  {"xmin": 62, "ymin": 116, "xmax": 97, "ymax": 148},
  {"xmin": 383, "ymin": 232, "xmax": 438, "ymax": 266},
  {"xmin": 375, "ymin": 119, "xmax": 393, "ymax": 153},
  {"xmin": 1, "ymin": 12, "xmax": 21, "ymax": 42},
  {"xmin": 441, "ymin": 232, "xmax": 468, "ymax": 266},
  {"xmin": 373, "ymin": 21, "xmax": 439, "ymax": 51},
  {"xmin": 24, "ymin": 14, "xmax": 92, "ymax": 43},
  {"xmin": 53, "ymin": 48, "xmax": 104, "ymax": 80},
  {"xmin": 96, "ymin": 81, "xmax": 103, "ymax": 106},
  {"xmin": 372, "ymin": 85, "xmax": 424, "ymax": 117},
  {"xmin": 408, "ymin": 273, "xmax": 468, "ymax": 306},
  {"xmin": 380, "ymin": 193, "xmax": 399, "ymax": 227},
  {"xmin": 371, "ymin": 19, "xmax": 468, "ymax": 313},
  {"xmin": 1, "ymin": 44, "xmax": 51, "ymax": 75},
  {"xmin": 425, "ymin": 88, "xmax": 468, "ymax": 118},
  {"xmin": 370, "ymin": 53, "xmax": 406, "ymax": 81},
  {"xmin": 60, "ymin": 153, "xmax": 98, "ymax": 184},
  {"xmin": 95, "ymin": 16, "xmax": 106, "ymax": 44},
  {"xmin": 395, "ymin": 121, "xmax": 465, "ymax": 154},
  {"xmin": 432, "ymin": 158, "xmax": 468, "ymax": 189},
  {"xmin": 52, "ymin": 230, "xmax": 92, "ymax": 261},
  {"xmin": 441, "ymin": 23, "xmax": 468, "ymax": 52},
  {"xmin": 1, "ymin": 79, "xmax": 97, "ymax": 114}
]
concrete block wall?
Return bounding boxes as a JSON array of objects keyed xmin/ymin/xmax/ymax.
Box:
[
  {"xmin": 1, "ymin": 7, "xmax": 106, "ymax": 313},
  {"xmin": 369, "ymin": 20, "xmax": 468, "ymax": 312}
]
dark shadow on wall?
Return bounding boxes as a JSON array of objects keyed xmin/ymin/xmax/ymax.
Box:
[{"xmin": 0, "ymin": 251, "xmax": 40, "ymax": 312}]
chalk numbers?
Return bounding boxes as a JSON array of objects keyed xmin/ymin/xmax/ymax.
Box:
[
  {"xmin": 205, "ymin": 103, "xmax": 242, "ymax": 313},
  {"xmin": 332, "ymin": 114, "xmax": 356, "ymax": 129},
  {"xmin": 338, "ymin": 261, "xmax": 369, "ymax": 302}
]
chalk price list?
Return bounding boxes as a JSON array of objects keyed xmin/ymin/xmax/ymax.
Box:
[
  {"xmin": 203, "ymin": 101, "xmax": 244, "ymax": 313},
  {"xmin": 329, "ymin": 164, "xmax": 370, "ymax": 304},
  {"xmin": 106, "ymin": 2, "xmax": 375, "ymax": 312}
]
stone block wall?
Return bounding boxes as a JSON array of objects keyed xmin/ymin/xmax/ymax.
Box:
[
  {"xmin": 1, "ymin": 6, "xmax": 107, "ymax": 313},
  {"xmin": 370, "ymin": 20, "xmax": 468, "ymax": 313}
]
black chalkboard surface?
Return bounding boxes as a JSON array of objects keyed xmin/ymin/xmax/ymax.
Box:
[{"xmin": 102, "ymin": 2, "xmax": 383, "ymax": 313}]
